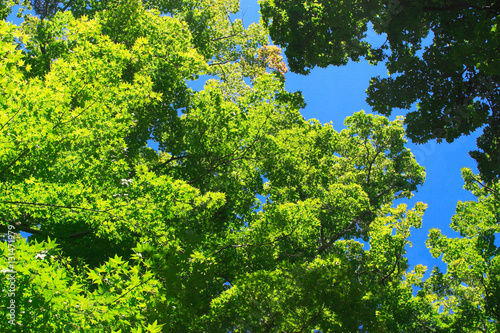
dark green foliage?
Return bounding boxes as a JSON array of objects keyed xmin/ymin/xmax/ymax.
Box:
[{"xmin": 261, "ymin": 0, "xmax": 500, "ymax": 183}]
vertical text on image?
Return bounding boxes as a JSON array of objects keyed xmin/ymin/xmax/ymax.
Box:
[{"xmin": 5, "ymin": 225, "xmax": 16, "ymax": 325}]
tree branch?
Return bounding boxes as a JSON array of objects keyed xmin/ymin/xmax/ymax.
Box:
[
  {"xmin": 422, "ymin": 2, "xmax": 500, "ymax": 13},
  {"xmin": 471, "ymin": 174, "xmax": 500, "ymax": 196},
  {"xmin": 316, "ymin": 219, "xmax": 358, "ymax": 255},
  {"xmin": 212, "ymin": 233, "xmax": 290, "ymax": 257},
  {"xmin": 415, "ymin": 316, "xmax": 436, "ymax": 332},
  {"xmin": 0, "ymin": 200, "xmax": 118, "ymax": 213},
  {"xmin": 188, "ymin": 116, "xmax": 269, "ymax": 184},
  {"xmin": 210, "ymin": 33, "xmax": 240, "ymax": 42},
  {"xmin": 380, "ymin": 247, "xmax": 402, "ymax": 284},
  {"xmin": 0, "ymin": 223, "xmax": 94, "ymax": 240},
  {"xmin": 152, "ymin": 154, "xmax": 190, "ymax": 172},
  {"xmin": 370, "ymin": 184, "xmax": 396, "ymax": 205},
  {"xmin": 68, "ymin": 230, "xmax": 93, "ymax": 239},
  {"xmin": 0, "ymin": 224, "xmax": 42, "ymax": 235},
  {"xmin": 0, "ymin": 148, "xmax": 30, "ymax": 178}
]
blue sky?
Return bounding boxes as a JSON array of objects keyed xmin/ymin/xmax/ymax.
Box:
[{"xmin": 237, "ymin": 0, "xmax": 484, "ymax": 275}]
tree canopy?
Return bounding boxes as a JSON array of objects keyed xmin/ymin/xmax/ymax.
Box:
[
  {"xmin": 0, "ymin": 0, "xmax": 499, "ymax": 332},
  {"xmin": 261, "ymin": 0, "xmax": 500, "ymax": 183}
]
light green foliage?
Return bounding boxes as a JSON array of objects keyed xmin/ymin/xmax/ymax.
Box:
[
  {"xmin": 0, "ymin": 0, "xmax": 496, "ymax": 332},
  {"xmin": 0, "ymin": 237, "xmax": 162, "ymax": 331},
  {"xmin": 205, "ymin": 200, "xmax": 428, "ymax": 332},
  {"xmin": 421, "ymin": 169, "xmax": 500, "ymax": 331}
]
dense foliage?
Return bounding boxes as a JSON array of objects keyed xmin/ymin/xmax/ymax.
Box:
[
  {"xmin": 0, "ymin": 0, "xmax": 499, "ymax": 332},
  {"xmin": 261, "ymin": 0, "xmax": 500, "ymax": 182}
]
